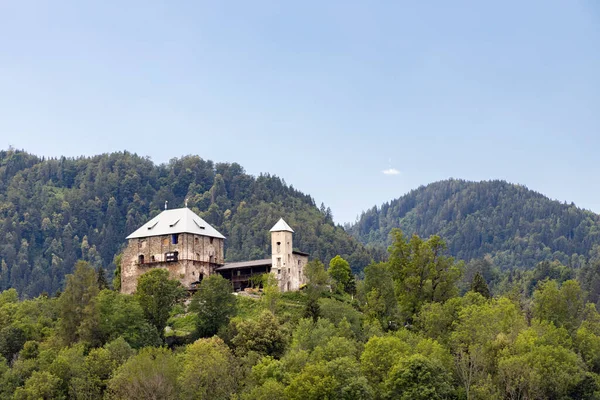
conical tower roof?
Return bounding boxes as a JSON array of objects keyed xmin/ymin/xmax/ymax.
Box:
[{"xmin": 270, "ymin": 218, "xmax": 294, "ymax": 233}]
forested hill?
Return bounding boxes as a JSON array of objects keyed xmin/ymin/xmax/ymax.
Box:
[
  {"xmin": 348, "ymin": 179, "xmax": 600, "ymax": 269},
  {"xmin": 0, "ymin": 149, "xmax": 376, "ymax": 297}
]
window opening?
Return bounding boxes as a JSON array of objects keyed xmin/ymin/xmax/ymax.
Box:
[
  {"xmin": 277, "ymin": 242, "xmax": 281, "ymax": 253},
  {"xmin": 165, "ymin": 251, "xmax": 179, "ymax": 262},
  {"xmin": 171, "ymin": 234, "xmax": 178, "ymax": 244},
  {"xmin": 138, "ymin": 255, "xmax": 144, "ymax": 264}
]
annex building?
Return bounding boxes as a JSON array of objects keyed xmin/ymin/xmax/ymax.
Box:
[{"xmin": 121, "ymin": 206, "xmax": 308, "ymax": 294}]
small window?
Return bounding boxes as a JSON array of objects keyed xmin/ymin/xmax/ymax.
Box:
[
  {"xmin": 150, "ymin": 255, "xmax": 155, "ymax": 262},
  {"xmin": 288, "ymin": 254, "xmax": 291, "ymax": 264},
  {"xmin": 299, "ymin": 270, "xmax": 301, "ymax": 279},
  {"xmin": 165, "ymin": 251, "xmax": 179, "ymax": 262},
  {"xmin": 138, "ymin": 255, "xmax": 144, "ymax": 264},
  {"xmin": 277, "ymin": 242, "xmax": 281, "ymax": 253},
  {"xmin": 277, "ymin": 257, "xmax": 281, "ymax": 267},
  {"xmin": 298, "ymin": 260, "xmax": 301, "ymax": 266},
  {"xmin": 192, "ymin": 271, "xmax": 195, "ymax": 276},
  {"xmin": 171, "ymin": 234, "xmax": 178, "ymax": 244},
  {"xmin": 195, "ymin": 237, "xmax": 199, "ymax": 245},
  {"xmin": 288, "ymin": 268, "xmax": 290, "ymax": 273},
  {"xmin": 210, "ymin": 237, "xmax": 214, "ymax": 244},
  {"xmin": 278, "ymin": 269, "xmax": 281, "ymax": 275},
  {"xmin": 196, "ymin": 253, "xmax": 200, "ymax": 260}
]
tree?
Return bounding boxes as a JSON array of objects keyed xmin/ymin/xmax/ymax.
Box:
[
  {"xmin": 107, "ymin": 347, "xmax": 179, "ymax": 400},
  {"xmin": 96, "ymin": 266, "xmax": 109, "ymax": 290},
  {"xmin": 231, "ymin": 310, "xmax": 287, "ymax": 358},
  {"xmin": 135, "ymin": 269, "xmax": 186, "ymax": 339},
  {"xmin": 385, "ymin": 354, "xmax": 454, "ymax": 400},
  {"xmin": 388, "ymin": 230, "xmax": 463, "ymax": 322},
  {"xmin": 58, "ymin": 260, "xmax": 99, "ymax": 344},
  {"xmin": 189, "ymin": 274, "xmax": 236, "ymax": 338},
  {"xmin": 0, "ymin": 326, "xmax": 26, "ymax": 364},
  {"xmin": 178, "ymin": 337, "xmax": 237, "ymax": 400},
  {"xmin": 328, "ymin": 255, "xmax": 352, "ymax": 293},
  {"xmin": 533, "ymin": 279, "xmax": 585, "ymax": 332},
  {"xmin": 79, "ymin": 289, "xmax": 161, "ymax": 348},
  {"xmin": 471, "ymin": 272, "xmax": 491, "ymax": 299},
  {"xmin": 13, "ymin": 371, "xmax": 64, "ymax": 400},
  {"xmin": 303, "ymin": 260, "xmax": 329, "ymax": 321}
]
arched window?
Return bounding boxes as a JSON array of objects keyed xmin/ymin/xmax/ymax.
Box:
[
  {"xmin": 150, "ymin": 255, "xmax": 155, "ymax": 262},
  {"xmin": 138, "ymin": 255, "xmax": 145, "ymax": 264}
]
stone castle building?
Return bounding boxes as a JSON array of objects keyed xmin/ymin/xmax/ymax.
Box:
[{"xmin": 121, "ymin": 206, "xmax": 308, "ymax": 294}]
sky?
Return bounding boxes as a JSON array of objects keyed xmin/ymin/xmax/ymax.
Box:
[{"xmin": 1, "ymin": 1, "xmax": 599, "ymax": 224}]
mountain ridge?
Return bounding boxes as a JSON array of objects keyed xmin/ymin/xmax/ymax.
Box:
[{"xmin": 348, "ymin": 178, "xmax": 600, "ymax": 269}]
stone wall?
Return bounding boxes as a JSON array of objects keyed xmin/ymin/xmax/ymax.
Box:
[{"xmin": 121, "ymin": 233, "xmax": 224, "ymax": 294}]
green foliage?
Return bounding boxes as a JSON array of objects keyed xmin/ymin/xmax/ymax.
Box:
[
  {"xmin": 189, "ymin": 274, "xmax": 236, "ymax": 338},
  {"xmin": 107, "ymin": 347, "xmax": 179, "ymax": 400},
  {"xmin": 388, "ymin": 229, "xmax": 463, "ymax": 321},
  {"xmin": 178, "ymin": 337, "xmax": 237, "ymax": 400},
  {"xmin": 533, "ymin": 279, "xmax": 585, "ymax": 332},
  {"xmin": 350, "ymin": 179, "xmax": 600, "ymax": 270},
  {"xmin": 385, "ymin": 354, "xmax": 454, "ymax": 400},
  {"xmin": 13, "ymin": 371, "xmax": 64, "ymax": 400},
  {"xmin": 58, "ymin": 260, "xmax": 99, "ymax": 344},
  {"xmin": 0, "ymin": 149, "xmax": 377, "ymax": 298},
  {"xmin": 134, "ymin": 269, "xmax": 186, "ymax": 339},
  {"xmin": 471, "ymin": 271, "xmax": 491, "ymax": 298},
  {"xmin": 231, "ymin": 311, "xmax": 288, "ymax": 358},
  {"xmin": 328, "ymin": 255, "xmax": 352, "ymax": 293}
]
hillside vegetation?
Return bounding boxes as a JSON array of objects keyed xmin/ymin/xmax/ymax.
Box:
[
  {"xmin": 349, "ymin": 179, "xmax": 600, "ymax": 269},
  {"xmin": 2, "ymin": 231, "xmax": 600, "ymax": 399},
  {"xmin": 0, "ymin": 149, "xmax": 376, "ymax": 297}
]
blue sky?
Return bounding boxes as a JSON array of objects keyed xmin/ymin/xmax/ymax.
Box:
[{"xmin": 1, "ymin": 1, "xmax": 599, "ymax": 223}]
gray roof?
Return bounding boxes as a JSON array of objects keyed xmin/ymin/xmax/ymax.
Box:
[
  {"xmin": 126, "ymin": 207, "xmax": 226, "ymax": 240},
  {"xmin": 216, "ymin": 258, "xmax": 272, "ymax": 271},
  {"xmin": 270, "ymin": 218, "xmax": 294, "ymax": 233}
]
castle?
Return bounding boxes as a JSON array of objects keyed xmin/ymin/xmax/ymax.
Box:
[{"xmin": 121, "ymin": 206, "xmax": 308, "ymax": 294}]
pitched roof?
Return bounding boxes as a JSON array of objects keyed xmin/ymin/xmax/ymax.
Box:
[
  {"xmin": 126, "ymin": 207, "xmax": 226, "ymax": 240},
  {"xmin": 270, "ymin": 218, "xmax": 294, "ymax": 233}
]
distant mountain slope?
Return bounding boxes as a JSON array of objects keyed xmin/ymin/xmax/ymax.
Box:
[
  {"xmin": 0, "ymin": 149, "xmax": 376, "ymax": 297},
  {"xmin": 348, "ymin": 179, "xmax": 600, "ymax": 269}
]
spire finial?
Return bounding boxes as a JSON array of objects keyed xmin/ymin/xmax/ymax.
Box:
[{"xmin": 164, "ymin": 200, "xmax": 168, "ymax": 210}]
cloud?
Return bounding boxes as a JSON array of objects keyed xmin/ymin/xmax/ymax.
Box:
[{"xmin": 382, "ymin": 168, "xmax": 400, "ymax": 176}]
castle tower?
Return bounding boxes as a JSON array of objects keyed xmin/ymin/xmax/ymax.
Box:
[
  {"xmin": 121, "ymin": 207, "xmax": 225, "ymax": 294},
  {"xmin": 270, "ymin": 218, "xmax": 307, "ymax": 291}
]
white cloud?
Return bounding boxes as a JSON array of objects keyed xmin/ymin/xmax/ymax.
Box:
[{"xmin": 382, "ymin": 168, "xmax": 400, "ymax": 175}]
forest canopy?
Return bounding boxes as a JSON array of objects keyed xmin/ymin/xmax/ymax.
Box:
[{"xmin": 0, "ymin": 149, "xmax": 377, "ymax": 297}]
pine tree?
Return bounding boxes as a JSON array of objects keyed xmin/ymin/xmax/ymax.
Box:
[{"xmin": 471, "ymin": 271, "xmax": 491, "ymax": 298}]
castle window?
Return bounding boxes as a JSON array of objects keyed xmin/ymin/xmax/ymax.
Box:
[
  {"xmin": 288, "ymin": 268, "xmax": 290, "ymax": 273},
  {"xmin": 287, "ymin": 282, "xmax": 291, "ymax": 291},
  {"xmin": 277, "ymin": 242, "xmax": 281, "ymax": 253},
  {"xmin": 210, "ymin": 237, "xmax": 214, "ymax": 244},
  {"xmin": 195, "ymin": 237, "xmax": 199, "ymax": 245},
  {"xmin": 150, "ymin": 255, "xmax": 155, "ymax": 262},
  {"xmin": 171, "ymin": 234, "xmax": 178, "ymax": 244},
  {"xmin": 165, "ymin": 251, "xmax": 179, "ymax": 262},
  {"xmin": 209, "ymin": 255, "xmax": 214, "ymax": 264},
  {"xmin": 138, "ymin": 255, "xmax": 145, "ymax": 264},
  {"xmin": 278, "ymin": 269, "xmax": 281, "ymax": 275},
  {"xmin": 192, "ymin": 271, "xmax": 195, "ymax": 276},
  {"xmin": 277, "ymin": 257, "xmax": 281, "ymax": 267},
  {"xmin": 288, "ymin": 254, "xmax": 291, "ymax": 264},
  {"xmin": 298, "ymin": 260, "xmax": 301, "ymax": 266},
  {"xmin": 299, "ymin": 270, "xmax": 301, "ymax": 279}
]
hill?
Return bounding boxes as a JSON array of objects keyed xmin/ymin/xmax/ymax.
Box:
[
  {"xmin": 0, "ymin": 149, "xmax": 376, "ymax": 297},
  {"xmin": 348, "ymin": 179, "xmax": 600, "ymax": 269}
]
